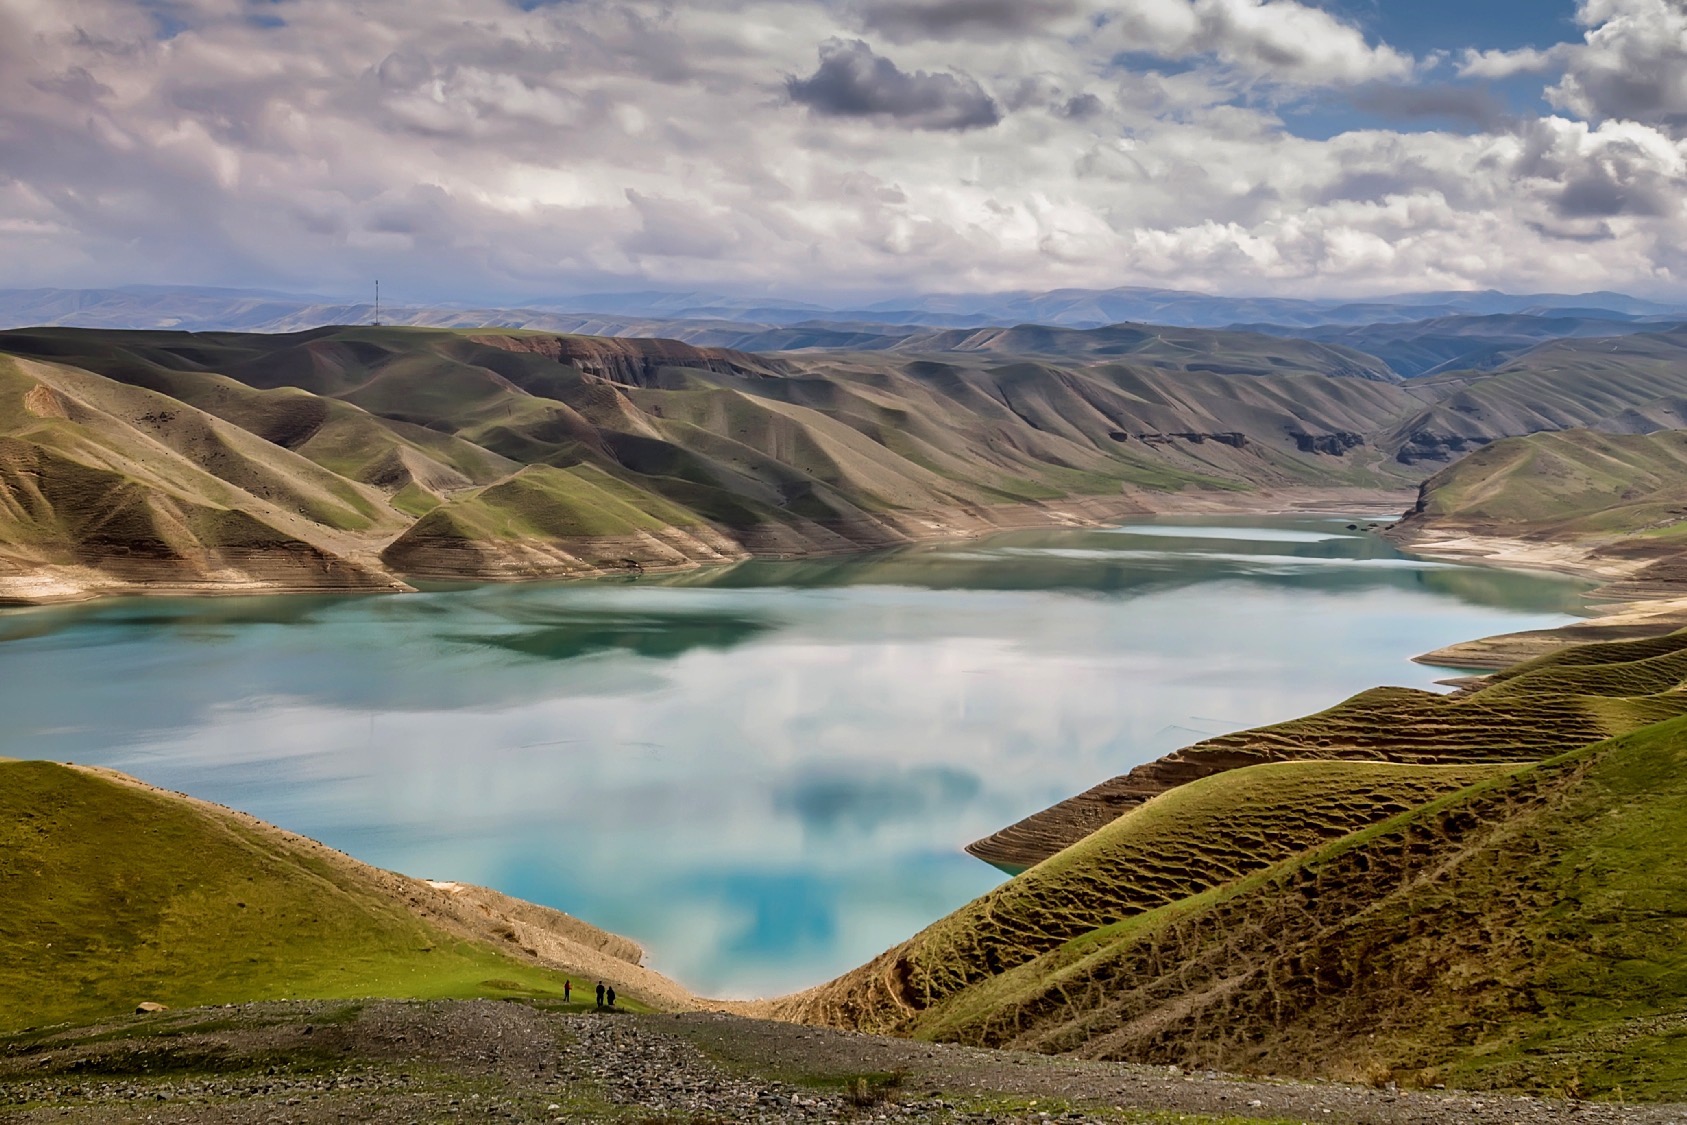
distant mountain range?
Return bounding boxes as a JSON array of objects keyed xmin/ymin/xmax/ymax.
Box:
[
  {"xmin": 4, "ymin": 284, "xmax": 1684, "ymax": 384},
  {"xmin": 4, "ymin": 282, "xmax": 1684, "ymax": 334}
]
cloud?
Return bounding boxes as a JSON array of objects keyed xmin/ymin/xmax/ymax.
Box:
[
  {"xmin": 1548, "ymin": 0, "xmax": 1687, "ymax": 130},
  {"xmin": 858, "ymin": 0, "xmax": 1084, "ymax": 42},
  {"xmin": 1099, "ymin": 0, "xmax": 1416, "ymax": 86},
  {"xmin": 0, "ymin": 0, "xmax": 1683, "ymax": 301},
  {"xmin": 1348, "ymin": 83, "xmax": 1508, "ymax": 130},
  {"xmin": 1460, "ymin": 2, "xmax": 1687, "ymax": 133},
  {"xmin": 1514, "ymin": 117, "xmax": 1687, "ymax": 221},
  {"xmin": 1056, "ymin": 92, "xmax": 1106, "ymax": 120},
  {"xmin": 785, "ymin": 38, "xmax": 1002, "ymax": 130},
  {"xmin": 1456, "ymin": 46, "xmax": 1562, "ymax": 80}
]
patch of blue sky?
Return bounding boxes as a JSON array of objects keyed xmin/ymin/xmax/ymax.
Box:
[
  {"xmin": 1103, "ymin": 2, "xmax": 1586, "ymax": 141},
  {"xmin": 1312, "ymin": 0, "xmax": 1582, "ymax": 57},
  {"xmin": 139, "ymin": 0, "xmax": 190, "ymax": 40}
]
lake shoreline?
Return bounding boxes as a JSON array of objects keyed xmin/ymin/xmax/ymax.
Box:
[
  {"xmin": 6, "ymin": 510, "xmax": 1575, "ymax": 1000},
  {"xmin": 1387, "ymin": 524, "xmax": 1687, "ymax": 668},
  {"xmin": 0, "ymin": 485, "xmax": 1417, "ymax": 609}
]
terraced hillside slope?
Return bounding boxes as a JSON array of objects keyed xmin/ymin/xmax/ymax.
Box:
[
  {"xmin": 775, "ymin": 761, "xmax": 1503, "ymax": 1031},
  {"xmin": 0, "ymin": 759, "xmax": 696, "ymax": 1033},
  {"xmin": 778, "ymin": 632, "xmax": 1687, "ymax": 1100},
  {"xmin": 967, "ymin": 626, "xmax": 1687, "ymax": 870}
]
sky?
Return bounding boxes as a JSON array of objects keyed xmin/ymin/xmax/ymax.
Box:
[{"xmin": 2, "ymin": 0, "xmax": 1686, "ymax": 303}]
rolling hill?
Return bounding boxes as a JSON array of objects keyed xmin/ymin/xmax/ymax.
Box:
[
  {"xmin": 4, "ymin": 320, "xmax": 1687, "ymax": 603},
  {"xmin": 1385, "ymin": 426, "xmax": 1687, "ymax": 620},
  {"xmin": 0, "ymin": 324, "xmax": 1438, "ymax": 601},
  {"xmin": 1251, "ymin": 312, "xmax": 1681, "ymax": 379},
  {"xmin": 0, "ymin": 759, "xmax": 695, "ymax": 1033},
  {"xmin": 775, "ymin": 630, "xmax": 1687, "ymax": 1100},
  {"xmin": 1387, "ymin": 328, "xmax": 1687, "ymax": 464},
  {"xmin": 1398, "ymin": 429, "xmax": 1687, "ymax": 544}
]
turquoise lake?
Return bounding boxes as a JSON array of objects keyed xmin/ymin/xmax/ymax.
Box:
[{"xmin": 0, "ymin": 515, "xmax": 1591, "ymax": 998}]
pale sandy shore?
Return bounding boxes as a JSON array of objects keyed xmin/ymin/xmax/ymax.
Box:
[{"xmin": 1391, "ymin": 526, "xmax": 1687, "ymax": 669}]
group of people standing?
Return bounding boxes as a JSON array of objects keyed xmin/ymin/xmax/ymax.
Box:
[{"xmin": 562, "ymin": 979, "xmax": 617, "ymax": 1009}]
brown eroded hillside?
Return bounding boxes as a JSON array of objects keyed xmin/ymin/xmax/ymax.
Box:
[
  {"xmin": 0, "ymin": 325, "xmax": 1438, "ymax": 601},
  {"xmin": 5, "ymin": 321, "xmax": 1687, "ymax": 604}
]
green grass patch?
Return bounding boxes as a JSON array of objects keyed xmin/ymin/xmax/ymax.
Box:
[
  {"xmin": 396, "ymin": 462, "xmax": 704, "ymax": 544},
  {"xmin": 0, "ymin": 761, "xmax": 579, "ymax": 1033},
  {"xmin": 389, "ymin": 481, "xmax": 444, "ymax": 517}
]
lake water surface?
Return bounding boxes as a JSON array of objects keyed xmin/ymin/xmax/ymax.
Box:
[{"xmin": 0, "ymin": 516, "xmax": 1591, "ymax": 997}]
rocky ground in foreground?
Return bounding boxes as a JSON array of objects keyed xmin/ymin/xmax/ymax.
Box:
[{"xmin": 2, "ymin": 1000, "xmax": 1680, "ymax": 1124}]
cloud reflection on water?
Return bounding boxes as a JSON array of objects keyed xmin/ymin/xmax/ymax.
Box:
[{"xmin": 0, "ymin": 517, "xmax": 1594, "ymax": 996}]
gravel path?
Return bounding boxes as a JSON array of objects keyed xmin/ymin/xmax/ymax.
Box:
[{"xmin": 2, "ymin": 1001, "xmax": 1683, "ymax": 1124}]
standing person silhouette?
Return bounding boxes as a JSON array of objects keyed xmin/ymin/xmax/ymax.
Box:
[
  {"xmin": 563, "ymin": 980, "xmax": 571, "ymax": 1003},
  {"xmin": 606, "ymin": 986, "xmax": 616, "ymax": 1009},
  {"xmin": 595, "ymin": 981, "xmax": 605, "ymax": 1009}
]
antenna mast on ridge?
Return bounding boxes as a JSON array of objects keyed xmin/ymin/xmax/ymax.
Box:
[{"xmin": 374, "ymin": 280, "xmax": 381, "ymax": 327}]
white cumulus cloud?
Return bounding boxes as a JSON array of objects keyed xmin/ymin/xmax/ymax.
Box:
[{"xmin": 0, "ymin": 0, "xmax": 1681, "ymax": 300}]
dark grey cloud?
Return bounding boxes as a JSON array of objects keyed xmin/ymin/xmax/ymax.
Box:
[
  {"xmin": 1348, "ymin": 83, "xmax": 1508, "ymax": 130},
  {"xmin": 786, "ymin": 38, "xmax": 1002, "ymax": 130},
  {"xmin": 1527, "ymin": 218, "xmax": 1617, "ymax": 243},
  {"xmin": 29, "ymin": 67, "xmax": 114, "ymax": 105},
  {"xmin": 1509, "ymin": 116, "xmax": 1684, "ymax": 221},
  {"xmin": 1056, "ymin": 92, "xmax": 1105, "ymax": 120},
  {"xmin": 859, "ymin": 0, "xmax": 1080, "ymax": 41},
  {"xmin": 1556, "ymin": 157, "xmax": 1677, "ymax": 218}
]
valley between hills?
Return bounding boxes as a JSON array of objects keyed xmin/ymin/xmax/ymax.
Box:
[
  {"xmin": 5, "ymin": 319, "xmax": 1687, "ymax": 606},
  {"xmin": 5, "ymin": 310, "xmax": 1687, "ymax": 1120}
]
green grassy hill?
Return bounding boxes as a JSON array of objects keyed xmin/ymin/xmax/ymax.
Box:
[
  {"xmin": 1399, "ymin": 428, "xmax": 1687, "ymax": 543},
  {"xmin": 968, "ymin": 627, "xmax": 1687, "ymax": 870},
  {"xmin": 915, "ymin": 712, "xmax": 1687, "ymax": 1098},
  {"xmin": 0, "ymin": 760, "xmax": 690, "ymax": 1033},
  {"xmin": 782, "ymin": 631, "xmax": 1687, "ymax": 1100},
  {"xmin": 1385, "ymin": 427, "xmax": 1687, "ymax": 602},
  {"xmin": 774, "ymin": 761, "xmax": 1503, "ymax": 1034},
  {"xmin": 0, "ymin": 353, "xmax": 407, "ymax": 597}
]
